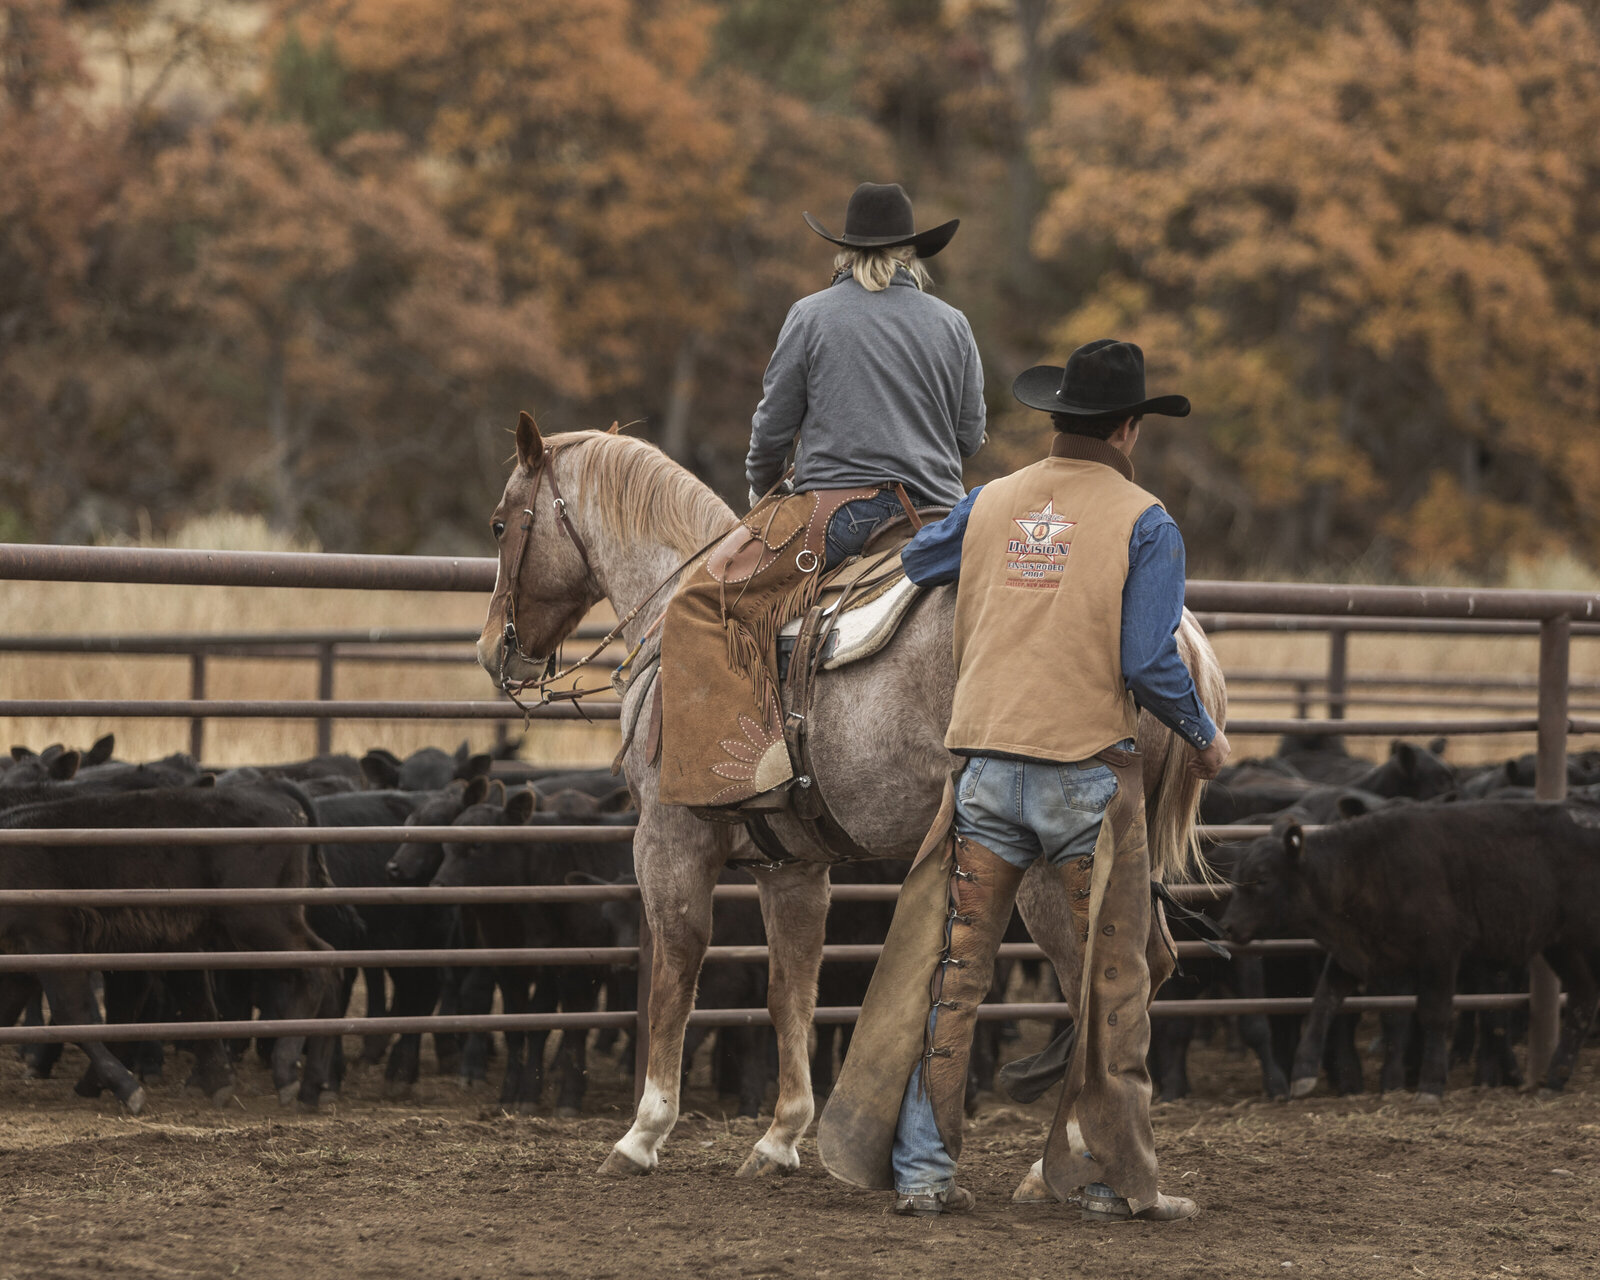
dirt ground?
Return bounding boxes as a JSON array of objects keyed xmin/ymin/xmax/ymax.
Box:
[{"xmin": 0, "ymin": 1028, "xmax": 1596, "ymax": 1280}]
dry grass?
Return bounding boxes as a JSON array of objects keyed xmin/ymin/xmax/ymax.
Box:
[
  {"xmin": 3, "ymin": 518, "xmax": 1596, "ymax": 770},
  {"xmin": 1211, "ymin": 628, "xmax": 1600, "ymax": 767},
  {"xmin": 0, "ymin": 516, "xmax": 618, "ymax": 768}
]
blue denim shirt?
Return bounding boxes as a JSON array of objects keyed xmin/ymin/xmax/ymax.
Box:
[{"xmin": 902, "ymin": 486, "xmax": 1218, "ymax": 750}]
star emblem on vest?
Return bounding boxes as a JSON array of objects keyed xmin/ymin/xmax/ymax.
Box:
[{"xmin": 1006, "ymin": 501, "xmax": 1076, "ymax": 589}]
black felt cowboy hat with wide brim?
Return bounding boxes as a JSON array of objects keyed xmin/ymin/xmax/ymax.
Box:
[
  {"xmin": 803, "ymin": 182, "xmax": 960, "ymax": 258},
  {"xmin": 1013, "ymin": 339, "xmax": 1191, "ymax": 419}
]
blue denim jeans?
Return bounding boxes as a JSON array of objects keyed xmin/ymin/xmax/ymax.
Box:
[
  {"xmin": 890, "ymin": 746, "xmax": 1130, "ymax": 1197},
  {"xmin": 823, "ymin": 491, "xmax": 906, "ymax": 570}
]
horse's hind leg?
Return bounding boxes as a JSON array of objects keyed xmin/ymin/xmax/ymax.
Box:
[
  {"xmin": 601, "ymin": 809, "xmax": 724, "ymax": 1176},
  {"xmin": 739, "ymin": 859, "xmax": 829, "ymax": 1178}
]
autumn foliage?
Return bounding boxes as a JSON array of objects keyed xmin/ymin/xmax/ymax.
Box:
[{"xmin": 2, "ymin": 0, "xmax": 1597, "ymax": 578}]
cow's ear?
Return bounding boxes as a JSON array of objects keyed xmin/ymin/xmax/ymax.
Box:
[
  {"xmin": 1428, "ymin": 737, "xmax": 1448, "ymax": 758},
  {"xmin": 1335, "ymin": 793, "xmax": 1370, "ymax": 819},
  {"xmin": 47, "ymin": 750, "xmax": 80, "ymax": 781},
  {"xmin": 505, "ymin": 787, "xmax": 538, "ymax": 823},
  {"xmin": 1283, "ymin": 823, "xmax": 1305, "ymax": 861},
  {"xmin": 195, "ymin": 772, "xmax": 217, "ymax": 788},
  {"xmin": 84, "ymin": 734, "xmax": 115, "ymax": 767},
  {"xmin": 598, "ymin": 785, "xmax": 635, "ymax": 814},
  {"xmin": 516, "ymin": 410, "xmax": 544, "ymax": 471},
  {"xmin": 1392, "ymin": 741, "xmax": 1419, "ymax": 776},
  {"xmin": 488, "ymin": 779, "xmax": 508, "ymax": 805},
  {"xmin": 459, "ymin": 752, "xmax": 493, "ymax": 782},
  {"xmin": 10, "ymin": 746, "xmax": 32, "ymax": 762},
  {"xmin": 360, "ymin": 751, "xmax": 400, "ymax": 790},
  {"xmin": 461, "ymin": 775, "xmax": 490, "ymax": 807}
]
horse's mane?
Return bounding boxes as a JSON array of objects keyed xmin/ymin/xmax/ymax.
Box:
[{"xmin": 552, "ymin": 430, "xmax": 734, "ymax": 557}]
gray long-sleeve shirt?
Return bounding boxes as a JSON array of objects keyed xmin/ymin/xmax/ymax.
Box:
[{"xmin": 744, "ymin": 269, "xmax": 986, "ymax": 506}]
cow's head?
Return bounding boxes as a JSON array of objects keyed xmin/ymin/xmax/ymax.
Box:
[{"xmin": 1217, "ymin": 821, "xmax": 1317, "ymax": 943}]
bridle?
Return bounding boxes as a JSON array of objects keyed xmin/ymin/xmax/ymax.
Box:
[
  {"xmin": 495, "ymin": 442, "xmax": 747, "ymax": 717},
  {"xmin": 497, "ymin": 444, "xmax": 613, "ymax": 713}
]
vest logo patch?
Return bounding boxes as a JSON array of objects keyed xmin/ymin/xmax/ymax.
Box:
[{"xmin": 1005, "ymin": 500, "xmax": 1076, "ymax": 589}]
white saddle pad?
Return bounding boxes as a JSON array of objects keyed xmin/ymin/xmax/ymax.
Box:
[{"xmin": 777, "ymin": 575, "xmax": 922, "ymax": 670}]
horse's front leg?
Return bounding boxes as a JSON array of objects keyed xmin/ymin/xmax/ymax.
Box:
[
  {"xmin": 601, "ymin": 804, "xmax": 725, "ymax": 1176},
  {"xmin": 740, "ymin": 859, "xmax": 830, "ymax": 1177}
]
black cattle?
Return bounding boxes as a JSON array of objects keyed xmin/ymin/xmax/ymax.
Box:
[
  {"xmin": 529, "ymin": 769, "xmax": 633, "ymax": 802},
  {"xmin": 360, "ymin": 741, "xmax": 493, "ymax": 792},
  {"xmin": 0, "ymin": 783, "xmax": 341, "ymax": 1111},
  {"xmin": 316, "ymin": 783, "xmax": 482, "ymax": 1091},
  {"xmin": 1146, "ymin": 848, "xmax": 1290, "ymax": 1102},
  {"xmin": 811, "ymin": 862, "xmax": 902, "ymax": 1098},
  {"xmin": 254, "ymin": 753, "xmax": 365, "ymax": 785},
  {"xmin": 680, "ymin": 870, "xmax": 774, "ymax": 1118},
  {"xmin": 427, "ymin": 791, "xmax": 632, "ymax": 1113},
  {"xmin": 1220, "ymin": 800, "xmax": 1600, "ymax": 1099},
  {"xmin": 1270, "ymin": 734, "xmax": 1372, "ymax": 786}
]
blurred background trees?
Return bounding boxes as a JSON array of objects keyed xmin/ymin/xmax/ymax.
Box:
[{"xmin": 2, "ymin": 0, "xmax": 1597, "ymax": 576}]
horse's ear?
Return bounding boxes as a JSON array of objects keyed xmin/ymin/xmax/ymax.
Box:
[
  {"xmin": 607, "ymin": 420, "xmax": 620, "ymax": 435},
  {"xmin": 516, "ymin": 410, "xmax": 544, "ymax": 470}
]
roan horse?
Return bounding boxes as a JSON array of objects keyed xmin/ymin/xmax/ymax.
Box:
[{"xmin": 477, "ymin": 415, "xmax": 1225, "ymax": 1183}]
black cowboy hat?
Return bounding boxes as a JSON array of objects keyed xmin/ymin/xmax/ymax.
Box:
[
  {"xmin": 1013, "ymin": 339, "xmax": 1190, "ymax": 419},
  {"xmin": 803, "ymin": 182, "xmax": 959, "ymax": 258}
]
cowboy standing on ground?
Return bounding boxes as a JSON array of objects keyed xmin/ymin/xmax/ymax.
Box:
[
  {"xmin": 817, "ymin": 339, "xmax": 1231, "ymax": 1222},
  {"xmin": 658, "ymin": 182, "xmax": 985, "ymax": 812}
]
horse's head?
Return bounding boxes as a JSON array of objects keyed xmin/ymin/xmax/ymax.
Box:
[{"xmin": 476, "ymin": 411, "xmax": 605, "ymax": 688}]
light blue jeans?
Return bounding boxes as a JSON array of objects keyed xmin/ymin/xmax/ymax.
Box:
[{"xmin": 891, "ymin": 747, "xmax": 1127, "ymax": 1197}]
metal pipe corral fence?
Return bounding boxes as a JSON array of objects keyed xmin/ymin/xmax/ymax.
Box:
[{"xmin": 2, "ymin": 542, "xmax": 1593, "ymax": 1092}]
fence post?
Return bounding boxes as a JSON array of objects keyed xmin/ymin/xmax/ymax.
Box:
[
  {"xmin": 1326, "ymin": 627, "xmax": 1348, "ymax": 721},
  {"xmin": 634, "ymin": 904, "xmax": 653, "ymax": 1104},
  {"xmin": 188, "ymin": 652, "xmax": 207, "ymax": 761},
  {"xmin": 1528, "ymin": 614, "xmax": 1570, "ymax": 1084},
  {"xmin": 1294, "ymin": 679, "xmax": 1310, "ymax": 721},
  {"xmin": 316, "ymin": 642, "xmax": 335, "ymax": 756}
]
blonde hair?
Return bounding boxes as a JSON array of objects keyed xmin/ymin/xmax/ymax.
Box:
[{"xmin": 833, "ymin": 244, "xmax": 932, "ymax": 292}]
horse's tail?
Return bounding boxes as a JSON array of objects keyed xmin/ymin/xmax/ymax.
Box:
[{"xmin": 1137, "ymin": 609, "xmax": 1227, "ymax": 884}]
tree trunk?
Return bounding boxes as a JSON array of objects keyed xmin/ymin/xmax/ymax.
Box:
[
  {"xmin": 660, "ymin": 333, "xmax": 700, "ymax": 464},
  {"xmin": 265, "ymin": 332, "xmax": 299, "ymax": 533}
]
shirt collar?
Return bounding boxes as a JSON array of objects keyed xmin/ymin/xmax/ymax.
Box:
[
  {"xmin": 830, "ymin": 266, "xmax": 920, "ymax": 289},
  {"xmin": 1049, "ymin": 431, "xmax": 1136, "ymax": 482}
]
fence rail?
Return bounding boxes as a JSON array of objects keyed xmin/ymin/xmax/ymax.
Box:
[{"xmin": 3, "ymin": 541, "xmax": 1594, "ymax": 1097}]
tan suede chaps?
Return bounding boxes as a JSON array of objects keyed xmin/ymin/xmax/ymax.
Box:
[{"xmin": 922, "ymin": 836, "xmax": 1026, "ymax": 1156}]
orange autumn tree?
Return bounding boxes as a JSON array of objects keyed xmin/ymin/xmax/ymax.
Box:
[
  {"xmin": 0, "ymin": 0, "xmax": 130, "ymax": 541},
  {"xmin": 117, "ymin": 117, "xmax": 579, "ymax": 548},
  {"xmin": 290, "ymin": 0, "xmax": 886, "ymax": 496},
  {"xmin": 1031, "ymin": 0, "xmax": 1600, "ymax": 575}
]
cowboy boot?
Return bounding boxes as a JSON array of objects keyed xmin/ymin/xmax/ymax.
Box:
[{"xmin": 921, "ymin": 834, "xmax": 1026, "ymax": 1159}]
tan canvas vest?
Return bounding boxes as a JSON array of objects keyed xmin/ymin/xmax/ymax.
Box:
[{"xmin": 945, "ymin": 435, "xmax": 1160, "ymax": 763}]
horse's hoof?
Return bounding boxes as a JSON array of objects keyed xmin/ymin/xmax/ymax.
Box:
[
  {"xmin": 124, "ymin": 1087, "xmax": 146, "ymax": 1116},
  {"xmin": 383, "ymin": 1079, "xmax": 414, "ymax": 1101},
  {"xmin": 277, "ymin": 1084, "xmax": 299, "ymax": 1106},
  {"xmin": 458, "ymin": 1076, "xmax": 484, "ymax": 1091},
  {"xmin": 734, "ymin": 1150, "xmax": 795, "ymax": 1179},
  {"xmin": 1012, "ymin": 1167, "xmax": 1054, "ymax": 1204},
  {"xmin": 1289, "ymin": 1076, "xmax": 1317, "ymax": 1099},
  {"xmin": 554, "ymin": 1105, "xmax": 580, "ymax": 1119},
  {"xmin": 211, "ymin": 1085, "xmax": 236, "ymax": 1108},
  {"xmin": 515, "ymin": 1101, "xmax": 541, "ymax": 1116},
  {"xmin": 598, "ymin": 1148, "xmax": 651, "ymax": 1178},
  {"xmin": 1413, "ymin": 1091, "xmax": 1443, "ymax": 1107}
]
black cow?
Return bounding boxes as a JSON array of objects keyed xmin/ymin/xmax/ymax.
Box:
[
  {"xmin": 316, "ymin": 783, "xmax": 485, "ymax": 1091},
  {"xmin": 425, "ymin": 790, "xmax": 632, "ymax": 1113},
  {"xmin": 0, "ymin": 783, "xmax": 341, "ymax": 1111},
  {"xmin": 1220, "ymin": 800, "xmax": 1600, "ymax": 1099},
  {"xmin": 360, "ymin": 741, "xmax": 494, "ymax": 792}
]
